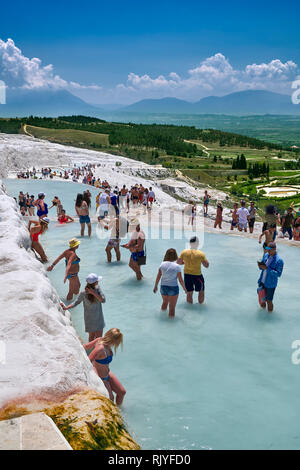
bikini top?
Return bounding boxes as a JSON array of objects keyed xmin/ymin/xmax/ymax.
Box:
[
  {"xmin": 65, "ymin": 256, "xmax": 81, "ymax": 265},
  {"xmin": 95, "ymin": 348, "xmax": 113, "ymax": 365}
]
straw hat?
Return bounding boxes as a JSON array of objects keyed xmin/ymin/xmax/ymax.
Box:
[{"xmin": 69, "ymin": 238, "xmax": 80, "ymax": 249}]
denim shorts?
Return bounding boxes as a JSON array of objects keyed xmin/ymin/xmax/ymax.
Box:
[
  {"xmin": 79, "ymin": 215, "xmax": 91, "ymax": 224},
  {"xmin": 160, "ymin": 285, "xmax": 179, "ymax": 296}
]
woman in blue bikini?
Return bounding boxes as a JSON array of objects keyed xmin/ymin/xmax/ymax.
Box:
[
  {"xmin": 47, "ymin": 238, "xmax": 81, "ymax": 300},
  {"xmin": 84, "ymin": 328, "xmax": 126, "ymax": 405}
]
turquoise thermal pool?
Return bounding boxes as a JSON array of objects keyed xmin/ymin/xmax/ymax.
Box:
[{"xmin": 4, "ymin": 179, "xmax": 300, "ymax": 450}]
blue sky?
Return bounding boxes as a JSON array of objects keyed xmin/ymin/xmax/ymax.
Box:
[{"xmin": 0, "ymin": 0, "xmax": 299, "ymax": 104}]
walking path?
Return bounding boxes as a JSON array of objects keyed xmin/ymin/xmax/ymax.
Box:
[{"xmin": 0, "ymin": 412, "xmax": 72, "ymax": 450}]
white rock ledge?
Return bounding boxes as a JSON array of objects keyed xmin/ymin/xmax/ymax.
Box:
[{"xmin": 0, "ymin": 181, "xmax": 108, "ymax": 408}]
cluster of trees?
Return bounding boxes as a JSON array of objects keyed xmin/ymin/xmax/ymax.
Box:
[
  {"xmin": 198, "ymin": 129, "xmax": 282, "ymax": 150},
  {"xmin": 232, "ymin": 154, "xmax": 247, "ymax": 169},
  {"xmin": 59, "ymin": 115, "xmax": 106, "ymax": 124},
  {"xmin": 108, "ymin": 124, "xmax": 199, "ymax": 157},
  {"xmin": 284, "ymin": 159, "xmax": 300, "ymax": 170},
  {"xmin": 248, "ymin": 162, "xmax": 270, "ymax": 178},
  {"xmin": 0, "ymin": 119, "xmax": 22, "ymax": 133}
]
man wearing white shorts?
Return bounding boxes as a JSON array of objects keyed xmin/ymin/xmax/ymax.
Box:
[{"xmin": 237, "ymin": 200, "xmax": 250, "ymax": 232}]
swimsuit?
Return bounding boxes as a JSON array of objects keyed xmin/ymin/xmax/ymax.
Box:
[
  {"xmin": 79, "ymin": 215, "xmax": 91, "ymax": 224},
  {"xmin": 95, "ymin": 353, "xmax": 113, "ymax": 364},
  {"xmin": 67, "ymin": 273, "xmax": 79, "ymax": 280},
  {"xmin": 31, "ymin": 230, "xmax": 42, "ymax": 242},
  {"xmin": 95, "ymin": 349, "xmax": 113, "ymax": 382},
  {"xmin": 131, "ymin": 250, "xmax": 145, "ymax": 262},
  {"xmin": 37, "ymin": 202, "xmax": 48, "ymax": 218},
  {"xmin": 65, "ymin": 256, "xmax": 80, "ymax": 279},
  {"xmin": 65, "ymin": 256, "xmax": 81, "ymax": 265}
]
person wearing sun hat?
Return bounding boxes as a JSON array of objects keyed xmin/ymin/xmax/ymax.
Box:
[
  {"xmin": 28, "ymin": 217, "xmax": 50, "ymax": 263},
  {"xmin": 61, "ymin": 272, "xmax": 106, "ymax": 341},
  {"xmin": 47, "ymin": 237, "xmax": 81, "ymax": 300}
]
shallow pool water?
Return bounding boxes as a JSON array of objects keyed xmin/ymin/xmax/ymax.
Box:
[{"xmin": 4, "ymin": 179, "xmax": 300, "ymax": 450}]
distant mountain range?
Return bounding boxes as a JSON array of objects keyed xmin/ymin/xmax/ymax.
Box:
[
  {"xmin": 120, "ymin": 91, "xmax": 300, "ymax": 115},
  {"xmin": 0, "ymin": 88, "xmax": 102, "ymax": 117},
  {"xmin": 0, "ymin": 89, "xmax": 299, "ymax": 117}
]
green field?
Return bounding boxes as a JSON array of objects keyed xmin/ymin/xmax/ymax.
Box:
[
  {"xmin": 26, "ymin": 125, "xmax": 109, "ymax": 148},
  {"xmin": 98, "ymin": 112, "xmax": 300, "ymax": 147}
]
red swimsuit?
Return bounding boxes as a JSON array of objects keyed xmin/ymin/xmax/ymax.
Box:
[{"xmin": 31, "ymin": 230, "xmax": 42, "ymax": 242}]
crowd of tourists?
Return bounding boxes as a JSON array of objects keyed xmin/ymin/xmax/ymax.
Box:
[
  {"xmin": 200, "ymin": 192, "xmax": 300, "ymax": 241},
  {"xmin": 13, "ymin": 178, "xmax": 291, "ymax": 406}
]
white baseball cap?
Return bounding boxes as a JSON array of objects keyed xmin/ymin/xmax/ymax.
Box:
[{"xmin": 86, "ymin": 273, "xmax": 103, "ymax": 284}]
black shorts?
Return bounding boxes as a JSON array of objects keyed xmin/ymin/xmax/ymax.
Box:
[
  {"xmin": 249, "ymin": 218, "xmax": 255, "ymax": 228},
  {"xmin": 184, "ymin": 274, "xmax": 205, "ymax": 292}
]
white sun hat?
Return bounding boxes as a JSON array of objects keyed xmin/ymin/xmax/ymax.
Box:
[{"xmin": 86, "ymin": 273, "xmax": 103, "ymax": 284}]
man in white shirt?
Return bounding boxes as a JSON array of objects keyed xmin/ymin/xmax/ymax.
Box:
[
  {"xmin": 248, "ymin": 201, "xmax": 256, "ymax": 234},
  {"xmin": 237, "ymin": 200, "xmax": 250, "ymax": 232},
  {"xmin": 148, "ymin": 187, "xmax": 155, "ymax": 208}
]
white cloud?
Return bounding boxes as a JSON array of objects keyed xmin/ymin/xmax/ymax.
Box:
[
  {"xmin": 245, "ymin": 59, "xmax": 297, "ymax": 79},
  {"xmin": 0, "ymin": 38, "xmax": 298, "ymax": 104},
  {"xmin": 0, "ymin": 38, "xmax": 101, "ymax": 91},
  {"xmin": 111, "ymin": 54, "xmax": 299, "ymax": 103}
]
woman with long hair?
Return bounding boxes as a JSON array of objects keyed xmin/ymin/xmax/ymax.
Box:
[
  {"xmin": 47, "ymin": 238, "xmax": 81, "ymax": 300},
  {"xmin": 83, "ymin": 328, "xmax": 126, "ymax": 405},
  {"xmin": 83, "ymin": 190, "xmax": 91, "ymax": 208},
  {"xmin": 75, "ymin": 193, "xmax": 91, "ymax": 237},
  {"xmin": 28, "ymin": 218, "xmax": 50, "ymax": 262},
  {"xmin": 153, "ymin": 248, "xmax": 186, "ymax": 317},
  {"xmin": 214, "ymin": 202, "xmax": 223, "ymax": 229},
  {"xmin": 61, "ymin": 273, "xmax": 105, "ymax": 340}
]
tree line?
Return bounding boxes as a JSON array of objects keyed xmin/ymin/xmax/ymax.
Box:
[{"xmin": 0, "ymin": 116, "xmax": 290, "ymax": 156}]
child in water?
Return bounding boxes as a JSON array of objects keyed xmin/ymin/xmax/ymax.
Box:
[
  {"xmin": 230, "ymin": 203, "xmax": 238, "ymax": 230},
  {"xmin": 259, "ymin": 224, "xmax": 277, "ymax": 247}
]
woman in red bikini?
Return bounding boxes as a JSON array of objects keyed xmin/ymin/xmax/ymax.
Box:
[
  {"xmin": 28, "ymin": 218, "xmax": 50, "ymax": 262},
  {"xmin": 57, "ymin": 209, "xmax": 74, "ymax": 225}
]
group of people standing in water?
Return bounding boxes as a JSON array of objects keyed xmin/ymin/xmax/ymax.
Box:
[
  {"xmin": 15, "ymin": 177, "xmax": 290, "ymax": 406},
  {"xmin": 199, "ymin": 191, "xmax": 300, "ymax": 240}
]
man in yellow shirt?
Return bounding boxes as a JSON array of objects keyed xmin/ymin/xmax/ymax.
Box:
[{"xmin": 178, "ymin": 236, "xmax": 209, "ymax": 304}]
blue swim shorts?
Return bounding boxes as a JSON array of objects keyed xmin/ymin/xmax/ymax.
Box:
[
  {"xmin": 131, "ymin": 251, "xmax": 144, "ymax": 262},
  {"xmin": 79, "ymin": 215, "xmax": 91, "ymax": 224}
]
